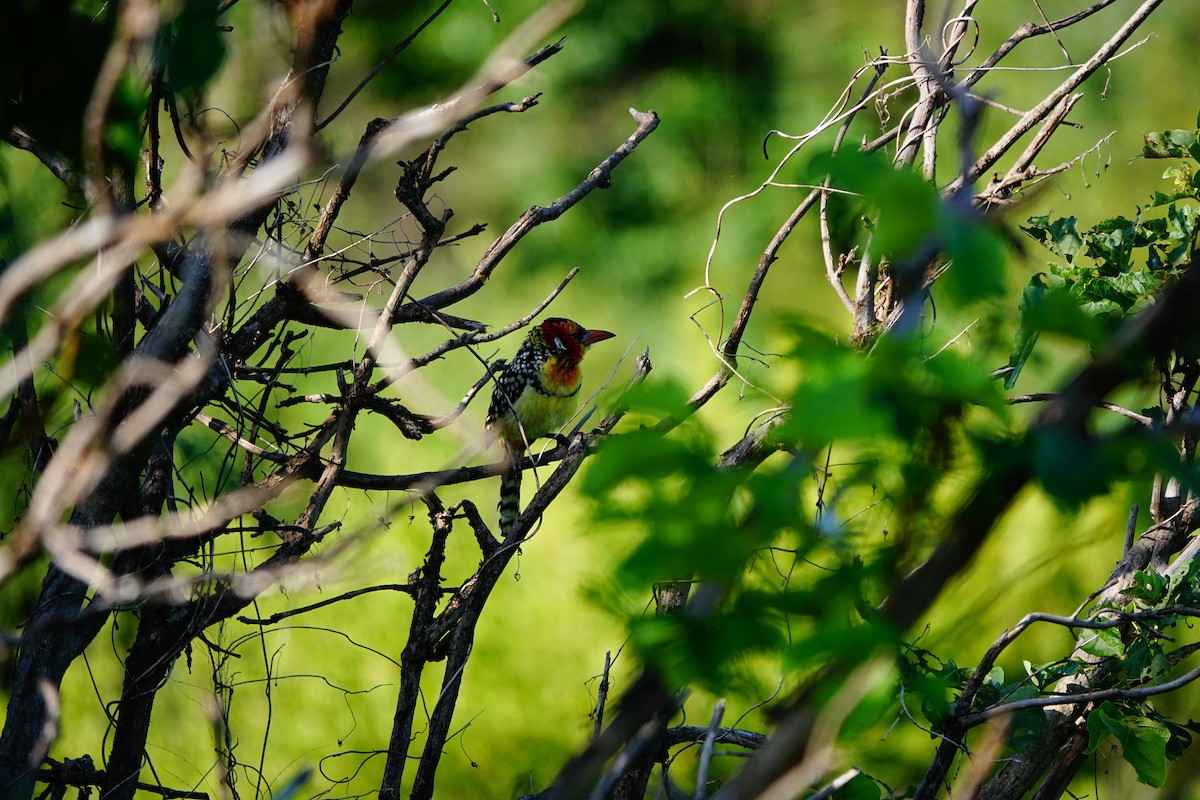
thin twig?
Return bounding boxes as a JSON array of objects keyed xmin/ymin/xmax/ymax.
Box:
[
  {"xmin": 237, "ymin": 583, "xmax": 456, "ymax": 626},
  {"xmin": 960, "ymin": 659, "xmax": 1200, "ymax": 728},
  {"xmin": 314, "ymin": 0, "xmax": 458, "ymax": 131},
  {"xmin": 593, "ymin": 651, "xmax": 613, "ymax": 742},
  {"xmin": 946, "ymin": 0, "xmax": 1165, "ymax": 193},
  {"xmin": 1008, "ymin": 393, "xmax": 1153, "ymax": 426},
  {"xmin": 694, "ymin": 700, "xmax": 726, "ymax": 800}
]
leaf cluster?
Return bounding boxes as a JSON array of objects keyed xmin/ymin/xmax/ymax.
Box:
[{"xmin": 1008, "ymin": 119, "xmax": 1200, "ymax": 388}]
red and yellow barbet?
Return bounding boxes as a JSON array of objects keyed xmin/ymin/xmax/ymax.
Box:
[{"xmin": 486, "ymin": 317, "xmax": 615, "ymax": 532}]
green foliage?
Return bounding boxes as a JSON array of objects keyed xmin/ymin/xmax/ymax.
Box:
[
  {"xmin": 1027, "ymin": 428, "xmax": 1168, "ymax": 507},
  {"xmin": 1077, "ymin": 626, "xmax": 1124, "ymax": 658},
  {"xmin": 813, "ymin": 150, "xmax": 940, "ymax": 261},
  {"xmin": 900, "ymin": 647, "xmax": 969, "ymax": 729},
  {"xmin": 160, "ymin": 0, "xmax": 228, "ymax": 95},
  {"xmin": 583, "ymin": 412, "xmax": 796, "ymax": 687},
  {"xmin": 581, "ymin": 107, "xmax": 1200, "ymax": 796},
  {"xmin": 781, "ymin": 330, "xmax": 893, "ymax": 447},
  {"xmin": 1086, "ymin": 702, "xmax": 1171, "ymax": 787},
  {"xmin": 1003, "ymin": 273, "xmax": 1101, "ymax": 389},
  {"xmin": 104, "ymin": 76, "xmax": 151, "ymax": 179},
  {"xmin": 583, "ymin": 424, "xmax": 740, "ymax": 589},
  {"xmin": 940, "ymin": 214, "xmax": 1008, "ymax": 307},
  {"xmin": 1002, "ymin": 126, "xmax": 1200, "ymax": 512},
  {"xmin": 1142, "ymin": 127, "xmax": 1200, "ymax": 161},
  {"xmin": 1058, "ymin": 557, "xmax": 1200, "ymax": 786},
  {"xmin": 583, "ymin": 303, "xmax": 1008, "ymax": 694},
  {"xmin": 1024, "ymin": 558, "xmax": 1200, "ymax": 785},
  {"xmin": 783, "ymin": 327, "xmax": 1004, "ymax": 450},
  {"xmin": 1008, "ymin": 121, "xmax": 1200, "ymax": 388},
  {"xmin": 812, "ymin": 151, "xmax": 1008, "ymax": 304},
  {"xmin": 825, "ymin": 771, "xmax": 882, "ymax": 800},
  {"xmin": 60, "ymin": 328, "xmax": 124, "ymax": 389}
]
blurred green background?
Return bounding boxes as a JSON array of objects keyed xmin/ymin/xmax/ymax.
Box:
[{"xmin": 5, "ymin": 0, "xmax": 1200, "ymax": 797}]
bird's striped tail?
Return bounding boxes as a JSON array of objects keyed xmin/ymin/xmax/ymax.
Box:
[{"xmin": 498, "ymin": 460, "xmax": 522, "ymax": 535}]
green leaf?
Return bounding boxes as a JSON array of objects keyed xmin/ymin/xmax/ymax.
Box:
[
  {"xmin": 1121, "ymin": 642, "xmax": 1156, "ymax": 682},
  {"xmin": 941, "ymin": 218, "xmax": 1007, "ymax": 305},
  {"xmin": 1143, "ymin": 129, "xmax": 1199, "ymax": 159},
  {"xmin": 1164, "ymin": 717, "xmax": 1198, "ymax": 760},
  {"xmin": 1021, "ymin": 280, "xmax": 1104, "ymax": 344},
  {"xmin": 1086, "ymin": 702, "xmax": 1127, "ymax": 754},
  {"xmin": 1124, "ymin": 569, "xmax": 1167, "ymax": 603},
  {"xmin": 839, "ymin": 668, "xmax": 902, "ymax": 740},
  {"xmin": 1087, "ymin": 705, "xmax": 1167, "ymax": 788},
  {"xmin": 1027, "ymin": 660, "xmax": 1080, "ymax": 691},
  {"xmin": 1001, "ymin": 683, "xmax": 1048, "ymax": 748},
  {"xmin": 62, "ymin": 330, "xmax": 122, "ymax": 388},
  {"xmin": 1004, "ymin": 274, "xmax": 1048, "ymax": 388},
  {"xmin": 782, "ymin": 332, "xmax": 893, "ymax": 446},
  {"xmin": 163, "ymin": 0, "xmax": 227, "ymax": 93},
  {"xmin": 830, "ymin": 772, "xmax": 882, "ymax": 800},
  {"xmin": 785, "ymin": 615, "xmax": 899, "ymax": 672},
  {"xmin": 901, "ymin": 650, "xmax": 970, "ymax": 729},
  {"xmin": 1022, "ymin": 214, "xmax": 1083, "ymax": 261},
  {"xmin": 629, "ymin": 602, "xmax": 786, "ymax": 688},
  {"xmin": 1078, "ymin": 626, "xmax": 1125, "ymax": 658},
  {"xmin": 1009, "ymin": 705, "xmax": 1048, "ymax": 749},
  {"xmin": 1124, "ymin": 718, "xmax": 1171, "ymax": 787},
  {"xmin": 1166, "ymin": 558, "xmax": 1200, "ymax": 602},
  {"xmin": 1032, "ymin": 429, "xmax": 1113, "ymax": 505},
  {"xmin": 811, "ymin": 149, "xmax": 940, "ymax": 260},
  {"xmin": 1159, "ymin": 165, "xmax": 1199, "ymax": 201},
  {"xmin": 103, "ymin": 74, "xmax": 149, "ymax": 175},
  {"xmin": 613, "ymin": 378, "xmax": 695, "ymax": 421}
]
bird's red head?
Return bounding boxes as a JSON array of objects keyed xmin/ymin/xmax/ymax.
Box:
[{"xmin": 538, "ymin": 317, "xmax": 615, "ymax": 362}]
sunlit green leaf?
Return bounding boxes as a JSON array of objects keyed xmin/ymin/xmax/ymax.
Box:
[
  {"xmin": 1078, "ymin": 626, "xmax": 1125, "ymax": 658},
  {"xmin": 830, "ymin": 771, "xmax": 882, "ymax": 800},
  {"xmin": 782, "ymin": 333, "xmax": 892, "ymax": 447},
  {"xmin": 1022, "ymin": 214, "xmax": 1083, "ymax": 261},
  {"xmin": 810, "ymin": 150, "xmax": 940, "ymax": 260},
  {"xmin": 1123, "ymin": 569, "xmax": 1167, "ymax": 604}
]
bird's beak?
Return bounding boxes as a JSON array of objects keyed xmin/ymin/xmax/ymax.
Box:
[{"xmin": 582, "ymin": 329, "xmax": 616, "ymax": 345}]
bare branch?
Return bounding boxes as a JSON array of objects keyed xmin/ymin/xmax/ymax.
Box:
[
  {"xmin": 3, "ymin": 127, "xmax": 83, "ymax": 192},
  {"xmin": 946, "ymin": 0, "xmax": 1164, "ymax": 194},
  {"xmin": 402, "ymin": 108, "xmax": 659, "ymax": 318}
]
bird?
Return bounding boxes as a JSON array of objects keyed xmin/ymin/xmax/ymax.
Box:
[{"xmin": 486, "ymin": 317, "xmax": 615, "ymax": 533}]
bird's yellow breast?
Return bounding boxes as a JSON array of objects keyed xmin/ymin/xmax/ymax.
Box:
[
  {"xmin": 503, "ymin": 360, "xmax": 581, "ymax": 445},
  {"xmin": 511, "ymin": 388, "xmax": 574, "ymax": 437}
]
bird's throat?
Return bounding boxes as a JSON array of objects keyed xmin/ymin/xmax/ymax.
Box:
[{"xmin": 544, "ymin": 357, "xmax": 581, "ymax": 393}]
